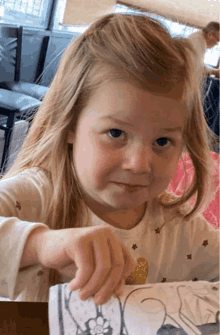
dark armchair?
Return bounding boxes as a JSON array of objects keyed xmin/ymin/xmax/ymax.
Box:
[
  {"xmin": 0, "ymin": 24, "xmax": 49, "ymax": 100},
  {"xmin": 0, "ymin": 25, "xmax": 47, "ymax": 173}
]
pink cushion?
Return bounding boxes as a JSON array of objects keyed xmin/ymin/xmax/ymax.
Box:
[{"xmin": 168, "ymin": 152, "xmax": 219, "ymax": 228}]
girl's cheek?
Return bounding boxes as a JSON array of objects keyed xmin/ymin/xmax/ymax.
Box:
[{"xmin": 95, "ymin": 142, "xmax": 116, "ymax": 162}]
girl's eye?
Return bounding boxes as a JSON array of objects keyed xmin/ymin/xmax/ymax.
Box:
[
  {"xmin": 155, "ymin": 137, "xmax": 171, "ymax": 148},
  {"xmin": 108, "ymin": 129, "xmax": 126, "ymax": 140}
]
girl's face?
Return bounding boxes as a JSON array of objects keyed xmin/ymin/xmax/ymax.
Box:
[{"xmin": 70, "ymin": 81, "xmax": 185, "ymax": 218}]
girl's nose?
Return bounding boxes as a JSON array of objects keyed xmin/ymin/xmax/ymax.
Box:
[{"xmin": 122, "ymin": 144, "xmax": 152, "ymax": 174}]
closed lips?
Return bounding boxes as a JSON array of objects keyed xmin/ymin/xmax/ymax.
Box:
[{"xmin": 114, "ymin": 182, "xmax": 147, "ymax": 187}]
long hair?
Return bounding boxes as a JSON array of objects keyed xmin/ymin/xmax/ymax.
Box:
[{"xmin": 2, "ymin": 13, "xmax": 217, "ymax": 288}]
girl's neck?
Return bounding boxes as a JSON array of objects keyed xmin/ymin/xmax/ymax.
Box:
[{"xmin": 88, "ymin": 202, "xmax": 147, "ymax": 230}]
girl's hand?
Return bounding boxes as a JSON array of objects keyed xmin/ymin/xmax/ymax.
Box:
[{"xmin": 34, "ymin": 226, "xmax": 136, "ymax": 305}]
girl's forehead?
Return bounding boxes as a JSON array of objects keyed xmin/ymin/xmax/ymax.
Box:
[
  {"xmin": 82, "ymin": 80, "xmax": 186, "ymax": 125},
  {"xmin": 80, "ymin": 82, "xmax": 186, "ymax": 133}
]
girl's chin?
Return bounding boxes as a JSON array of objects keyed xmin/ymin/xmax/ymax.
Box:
[
  {"xmin": 104, "ymin": 196, "xmax": 149, "ymax": 211},
  {"xmin": 85, "ymin": 187, "xmax": 154, "ymax": 211}
]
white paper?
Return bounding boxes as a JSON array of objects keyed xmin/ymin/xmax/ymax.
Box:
[{"xmin": 49, "ymin": 280, "xmax": 220, "ymax": 335}]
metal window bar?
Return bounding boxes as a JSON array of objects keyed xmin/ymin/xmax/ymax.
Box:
[{"xmin": 0, "ymin": 0, "xmax": 44, "ymax": 17}]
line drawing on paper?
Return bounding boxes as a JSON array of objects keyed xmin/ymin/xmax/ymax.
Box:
[{"xmin": 53, "ymin": 282, "xmax": 220, "ymax": 335}]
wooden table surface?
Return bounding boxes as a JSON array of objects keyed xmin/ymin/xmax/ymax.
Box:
[{"xmin": 0, "ymin": 301, "xmax": 49, "ymax": 334}]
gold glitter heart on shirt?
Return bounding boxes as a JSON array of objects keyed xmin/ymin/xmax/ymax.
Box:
[{"xmin": 125, "ymin": 257, "xmax": 148, "ymax": 285}]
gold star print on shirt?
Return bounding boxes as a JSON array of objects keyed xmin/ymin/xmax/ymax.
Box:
[{"xmin": 125, "ymin": 257, "xmax": 149, "ymax": 285}]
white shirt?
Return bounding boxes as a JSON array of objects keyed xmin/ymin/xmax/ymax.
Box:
[
  {"xmin": 0, "ymin": 168, "xmax": 219, "ymax": 302},
  {"xmin": 188, "ymin": 30, "xmax": 207, "ymax": 80}
]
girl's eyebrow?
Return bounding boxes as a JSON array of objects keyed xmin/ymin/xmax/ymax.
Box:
[
  {"xmin": 99, "ymin": 116, "xmax": 133, "ymax": 127},
  {"xmin": 99, "ymin": 116, "xmax": 182, "ymax": 133},
  {"xmin": 161, "ymin": 127, "xmax": 182, "ymax": 133}
]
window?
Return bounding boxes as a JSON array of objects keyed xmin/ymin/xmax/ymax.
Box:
[{"xmin": 0, "ymin": 0, "xmax": 52, "ymax": 28}]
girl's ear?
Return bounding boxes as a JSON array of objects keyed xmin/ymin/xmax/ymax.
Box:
[{"xmin": 67, "ymin": 131, "xmax": 75, "ymax": 144}]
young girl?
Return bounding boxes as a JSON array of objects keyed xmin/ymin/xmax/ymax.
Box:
[{"xmin": 0, "ymin": 13, "xmax": 219, "ymax": 305}]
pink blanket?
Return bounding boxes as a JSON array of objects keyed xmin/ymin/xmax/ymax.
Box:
[{"xmin": 168, "ymin": 152, "xmax": 219, "ymax": 228}]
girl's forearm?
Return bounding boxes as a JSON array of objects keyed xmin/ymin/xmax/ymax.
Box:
[{"xmin": 20, "ymin": 227, "xmax": 49, "ymax": 269}]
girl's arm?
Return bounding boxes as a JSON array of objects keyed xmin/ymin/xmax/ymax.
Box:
[
  {"xmin": 21, "ymin": 225, "xmax": 136, "ymax": 305},
  {"xmin": 20, "ymin": 226, "xmax": 49, "ymax": 269},
  {"xmin": 0, "ymin": 215, "xmax": 49, "ymax": 300},
  {"xmin": 0, "ymin": 168, "xmax": 52, "ymax": 300}
]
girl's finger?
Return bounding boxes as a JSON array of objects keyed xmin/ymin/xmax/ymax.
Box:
[
  {"xmin": 114, "ymin": 277, "xmax": 126, "ymax": 296},
  {"xmin": 91, "ymin": 237, "xmax": 131, "ymax": 304},
  {"xmin": 69, "ymin": 240, "xmax": 95, "ymax": 291},
  {"xmin": 78, "ymin": 236, "xmax": 116, "ymax": 299},
  {"xmin": 120, "ymin": 244, "xmax": 136, "ymax": 278}
]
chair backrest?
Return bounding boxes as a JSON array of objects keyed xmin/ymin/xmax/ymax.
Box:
[
  {"xmin": 0, "ymin": 25, "xmax": 22, "ymax": 82},
  {"xmin": 0, "ymin": 120, "xmax": 29, "ymax": 173}
]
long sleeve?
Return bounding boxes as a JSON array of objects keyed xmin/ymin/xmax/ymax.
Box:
[{"xmin": 0, "ymin": 168, "xmax": 52, "ymax": 300}]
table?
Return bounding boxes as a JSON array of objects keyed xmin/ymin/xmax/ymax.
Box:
[{"xmin": 0, "ymin": 301, "xmax": 49, "ymax": 334}]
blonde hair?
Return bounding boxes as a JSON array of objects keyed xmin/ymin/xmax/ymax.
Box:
[{"xmin": 2, "ymin": 13, "xmax": 218, "ymax": 287}]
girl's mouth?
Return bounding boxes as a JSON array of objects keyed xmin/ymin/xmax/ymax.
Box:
[{"xmin": 113, "ymin": 182, "xmax": 147, "ymax": 192}]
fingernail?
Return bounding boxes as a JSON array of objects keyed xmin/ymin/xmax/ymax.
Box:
[
  {"xmin": 80, "ymin": 296, "xmax": 87, "ymax": 301},
  {"xmin": 69, "ymin": 281, "xmax": 78, "ymax": 291},
  {"xmin": 116, "ymin": 285, "xmax": 124, "ymax": 296},
  {"xmin": 69, "ymin": 284, "xmax": 76, "ymax": 291},
  {"xmin": 94, "ymin": 296, "xmax": 103, "ymax": 305},
  {"xmin": 79, "ymin": 292, "xmax": 89, "ymax": 301},
  {"xmin": 116, "ymin": 289, "xmax": 124, "ymax": 296}
]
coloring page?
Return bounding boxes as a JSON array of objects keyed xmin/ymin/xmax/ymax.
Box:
[{"xmin": 49, "ymin": 281, "xmax": 219, "ymax": 335}]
